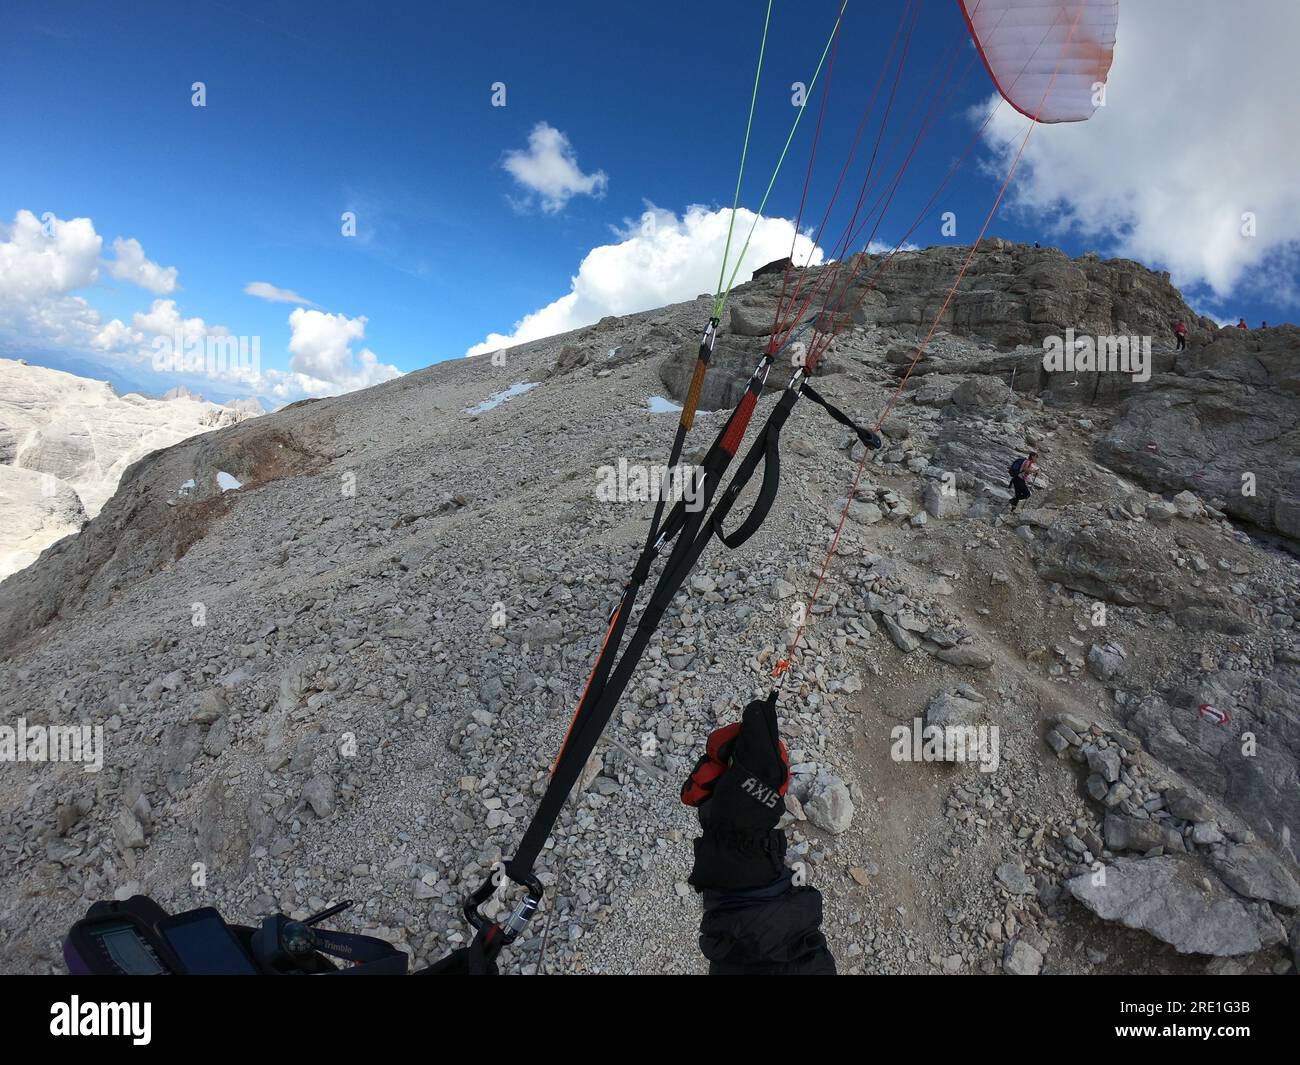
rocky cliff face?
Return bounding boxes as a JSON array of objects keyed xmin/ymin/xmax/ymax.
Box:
[
  {"xmin": 0, "ymin": 244, "xmax": 1296, "ymax": 976},
  {"xmin": 658, "ymin": 245, "xmax": 1299, "ymax": 551},
  {"xmin": 1096, "ymin": 329, "xmax": 1300, "ymax": 546}
]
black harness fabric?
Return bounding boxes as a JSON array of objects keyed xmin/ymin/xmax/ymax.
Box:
[{"xmin": 699, "ymin": 875, "xmax": 836, "ymax": 975}]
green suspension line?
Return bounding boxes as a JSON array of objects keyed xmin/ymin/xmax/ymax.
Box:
[
  {"xmin": 713, "ymin": 0, "xmax": 773, "ymax": 319},
  {"xmin": 712, "ymin": 0, "xmax": 849, "ymax": 323}
]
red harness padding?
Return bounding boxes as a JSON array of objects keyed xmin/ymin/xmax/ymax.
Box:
[{"xmin": 681, "ymin": 720, "xmax": 790, "ymax": 807}]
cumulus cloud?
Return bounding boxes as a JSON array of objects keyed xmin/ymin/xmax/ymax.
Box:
[
  {"xmin": 0, "ymin": 210, "xmax": 101, "ymax": 301},
  {"xmin": 0, "ymin": 210, "xmax": 189, "ymax": 354},
  {"xmin": 0, "ymin": 210, "xmax": 106, "ymax": 352},
  {"xmin": 94, "ymin": 299, "xmax": 244, "ymax": 384},
  {"xmin": 286, "ymin": 308, "xmax": 401, "ymax": 396},
  {"xmin": 979, "ymin": 0, "xmax": 1300, "ymax": 306},
  {"xmin": 0, "ymin": 209, "xmax": 395, "ymax": 404},
  {"xmin": 466, "ymin": 204, "xmax": 823, "ymax": 356},
  {"xmin": 93, "ymin": 302, "xmax": 401, "ymax": 401},
  {"xmin": 90, "ymin": 317, "xmax": 143, "ymax": 353},
  {"xmin": 130, "ymin": 298, "xmax": 229, "ymax": 342},
  {"xmin": 502, "ymin": 122, "xmax": 608, "ymax": 213},
  {"xmin": 107, "ymin": 237, "xmax": 178, "ymax": 294},
  {"xmin": 244, "ymin": 280, "xmax": 315, "ymax": 306}
]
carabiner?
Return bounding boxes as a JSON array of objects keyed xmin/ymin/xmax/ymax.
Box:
[{"xmin": 463, "ymin": 866, "xmax": 544, "ymax": 949}]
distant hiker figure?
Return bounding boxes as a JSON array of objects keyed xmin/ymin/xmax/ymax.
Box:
[
  {"xmin": 1261, "ymin": 320, "xmax": 1268, "ymax": 329},
  {"xmin": 1237, "ymin": 318, "xmax": 1248, "ymax": 330},
  {"xmin": 1007, "ymin": 451, "xmax": 1038, "ymax": 513},
  {"xmin": 1173, "ymin": 319, "xmax": 1187, "ymax": 351}
]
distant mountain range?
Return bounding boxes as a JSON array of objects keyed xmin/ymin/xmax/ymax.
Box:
[{"xmin": 0, "ymin": 357, "xmax": 260, "ymax": 578}]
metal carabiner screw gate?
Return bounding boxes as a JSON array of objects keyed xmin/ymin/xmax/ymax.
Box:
[
  {"xmin": 503, "ymin": 891, "xmax": 540, "ymax": 938},
  {"xmin": 464, "ymin": 868, "xmax": 544, "ymax": 946},
  {"xmin": 701, "ymin": 317, "xmax": 719, "ymax": 354}
]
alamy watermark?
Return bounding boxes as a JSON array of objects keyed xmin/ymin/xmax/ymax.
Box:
[
  {"xmin": 890, "ymin": 717, "xmax": 1000, "ymax": 773},
  {"xmin": 0, "ymin": 718, "xmax": 103, "ymax": 772},
  {"xmin": 51, "ymin": 997, "xmax": 150, "ymax": 1045},
  {"xmin": 152, "ymin": 332, "xmax": 260, "ymax": 379},
  {"xmin": 1042, "ymin": 328, "xmax": 1151, "ymax": 383},
  {"xmin": 596, "ymin": 460, "xmax": 705, "ymax": 512}
]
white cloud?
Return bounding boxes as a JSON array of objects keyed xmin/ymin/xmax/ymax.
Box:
[
  {"xmin": 0, "ymin": 210, "xmax": 106, "ymax": 352},
  {"xmin": 0, "ymin": 209, "xmax": 395, "ymax": 405},
  {"xmin": 131, "ymin": 298, "xmax": 230, "ymax": 342},
  {"xmin": 466, "ymin": 204, "xmax": 824, "ymax": 356},
  {"xmin": 0, "ymin": 210, "xmax": 186, "ymax": 353},
  {"xmin": 94, "ymin": 302, "xmax": 401, "ymax": 401},
  {"xmin": 866, "ymin": 240, "xmax": 919, "ymax": 255},
  {"xmin": 502, "ymin": 122, "xmax": 608, "ymax": 213},
  {"xmin": 95, "ymin": 299, "xmax": 250, "ymax": 384},
  {"xmin": 107, "ymin": 237, "xmax": 178, "ymax": 294},
  {"xmin": 91, "ymin": 317, "xmax": 143, "ymax": 352},
  {"xmin": 244, "ymin": 280, "xmax": 315, "ymax": 306},
  {"xmin": 0, "ymin": 209, "xmax": 101, "ymax": 303},
  {"xmin": 979, "ymin": 0, "xmax": 1300, "ymax": 304},
  {"xmin": 286, "ymin": 308, "xmax": 401, "ymax": 396}
]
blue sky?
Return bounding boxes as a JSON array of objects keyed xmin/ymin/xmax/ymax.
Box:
[{"xmin": 2, "ymin": 0, "xmax": 1295, "ymax": 404}]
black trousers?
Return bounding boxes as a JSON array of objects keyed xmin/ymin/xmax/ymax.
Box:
[{"xmin": 1009, "ymin": 476, "xmax": 1030, "ymax": 509}]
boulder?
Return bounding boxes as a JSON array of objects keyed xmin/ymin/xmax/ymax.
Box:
[
  {"xmin": 804, "ymin": 774, "xmax": 855, "ymax": 835},
  {"xmin": 950, "ymin": 377, "xmax": 1012, "ymax": 411},
  {"xmin": 1103, "ymin": 812, "xmax": 1164, "ymax": 853},
  {"xmin": 1002, "ymin": 938, "xmax": 1043, "ymax": 975},
  {"xmin": 1086, "ymin": 641, "xmax": 1127, "ymax": 682},
  {"xmin": 1207, "ymin": 844, "xmax": 1300, "ymax": 908},
  {"xmin": 1067, "ymin": 856, "xmax": 1286, "ymax": 956},
  {"xmin": 728, "ymin": 300, "xmax": 774, "ymax": 338},
  {"xmin": 923, "ymin": 481, "xmax": 959, "ymax": 519},
  {"xmin": 933, "ymin": 643, "xmax": 994, "ymax": 669}
]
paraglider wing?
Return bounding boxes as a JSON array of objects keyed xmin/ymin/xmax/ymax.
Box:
[{"xmin": 959, "ymin": 0, "xmax": 1118, "ymax": 123}]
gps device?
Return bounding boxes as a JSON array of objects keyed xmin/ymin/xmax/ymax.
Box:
[
  {"xmin": 65, "ymin": 896, "xmax": 181, "ymax": 975},
  {"xmin": 79, "ymin": 918, "xmax": 170, "ymax": 974},
  {"xmin": 65, "ymin": 894, "xmax": 409, "ymax": 975},
  {"xmin": 157, "ymin": 908, "xmax": 259, "ymax": 975}
]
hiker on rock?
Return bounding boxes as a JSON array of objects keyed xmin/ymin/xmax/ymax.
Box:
[
  {"xmin": 1173, "ymin": 319, "xmax": 1187, "ymax": 351},
  {"xmin": 1237, "ymin": 317, "xmax": 1248, "ymax": 330},
  {"xmin": 1007, "ymin": 450, "xmax": 1038, "ymax": 513},
  {"xmin": 681, "ymin": 695, "xmax": 836, "ymax": 974}
]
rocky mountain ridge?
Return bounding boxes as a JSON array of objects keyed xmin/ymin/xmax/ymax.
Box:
[
  {"xmin": 0, "ymin": 243, "xmax": 1296, "ymax": 975},
  {"xmin": 0, "ymin": 358, "xmax": 260, "ymax": 578}
]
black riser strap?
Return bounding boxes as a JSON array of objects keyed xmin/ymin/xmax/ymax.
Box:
[
  {"xmin": 713, "ymin": 388, "xmax": 798, "ymax": 550},
  {"xmin": 799, "ymin": 381, "xmax": 882, "ymax": 450},
  {"xmin": 505, "ymin": 407, "xmax": 747, "ymax": 879},
  {"xmin": 565, "ymin": 583, "xmax": 638, "ymax": 758}
]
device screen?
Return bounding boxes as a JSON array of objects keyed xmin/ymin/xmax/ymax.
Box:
[
  {"xmin": 100, "ymin": 925, "xmax": 166, "ymax": 975},
  {"xmin": 160, "ymin": 910, "xmax": 258, "ymax": 975}
]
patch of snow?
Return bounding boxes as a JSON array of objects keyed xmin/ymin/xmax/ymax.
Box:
[
  {"xmin": 464, "ymin": 381, "xmax": 538, "ymax": 414},
  {"xmin": 647, "ymin": 396, "xmax": 683, "ymax": 414},
  {"xmin": 179, "ymin": 479, "xmax": 196, "ymax": 497},
  {"xmin": 216, "ymin": 471, "xmax": 242, "ymax": 492}
]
